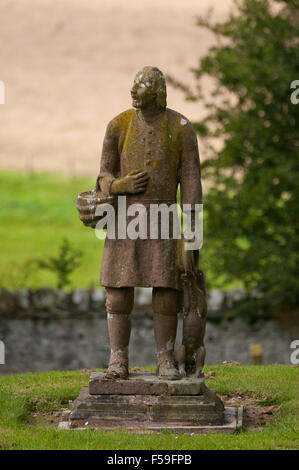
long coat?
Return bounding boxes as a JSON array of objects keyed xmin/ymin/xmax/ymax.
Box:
[{"xmin": 97, "ymin": 107, "xmax": 202, "ymax": 290}]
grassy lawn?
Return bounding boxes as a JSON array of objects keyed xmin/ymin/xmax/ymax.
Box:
[
  {"xmin": 0, "ymin": 365, "xmax": 298, "ymax": 450},
  {"xmin": 0, "ymin": 170, "xmax": 241, "ymax": 292},
  {"xmin": 0, "ymin": 170, "xmax": 104, "ymax": 290}
]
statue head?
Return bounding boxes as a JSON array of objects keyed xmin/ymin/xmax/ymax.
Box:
[{"xmin": 130, "ymin": 66, "xmax": 167, "ymax": 111}]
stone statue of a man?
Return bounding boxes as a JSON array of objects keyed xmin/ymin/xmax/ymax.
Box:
[{"xmin": 96, "ymin": 66, "xmax": 202, "ymax": 380}]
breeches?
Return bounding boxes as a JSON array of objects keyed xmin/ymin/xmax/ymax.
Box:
[{"xmin": 105, "ymin": 287, "xmax": 180, "ymax": 316}]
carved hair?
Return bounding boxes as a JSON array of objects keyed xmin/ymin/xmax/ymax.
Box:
[{"xmin": 136, "ymin": 66, "xmax": 167, "ymax": 109}]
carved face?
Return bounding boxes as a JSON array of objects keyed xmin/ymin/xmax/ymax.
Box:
[{"xmin": 130, "ymin": 70, "xmax": 156, "ymax": 110}]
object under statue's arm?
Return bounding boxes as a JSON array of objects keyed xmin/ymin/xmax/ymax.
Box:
[{"xmin": 179, "ymin": 120, "xmax": 202, "ymax": 250}]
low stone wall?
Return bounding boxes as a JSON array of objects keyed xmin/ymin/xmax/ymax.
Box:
[{"xmin": 0, "ymin": 287, "xmax": 297, "ymax": 373}]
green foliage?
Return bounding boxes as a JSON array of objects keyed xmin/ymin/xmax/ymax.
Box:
[
  {"xmin": 35, "ymin": 238, "xmax": 82, "ymax": 290},
  {"xmin": 173, "ymin": 0, "xmax": 299, "ymax": 310}
]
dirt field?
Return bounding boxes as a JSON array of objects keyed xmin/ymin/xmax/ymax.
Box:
[{"xmin": 0, "ymin": 0, "xmax": 232, "ymax": 177}]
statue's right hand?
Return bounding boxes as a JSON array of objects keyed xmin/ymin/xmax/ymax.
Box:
[
  {"xmin": 111, "ymin": 170, "xmax": 149, "ymax": 195},
  {"xmin": 77, "ymin": 206, "xmax": 97, "ymax": 228}
]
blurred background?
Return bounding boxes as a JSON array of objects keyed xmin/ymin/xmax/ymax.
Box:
[
  {"xmin": 0, "ymin": 0, "xmax": 230, "ymax": 176},
  {"xmin": 0, "ymin": 0, "xmax": 298, "ymax": 372}
]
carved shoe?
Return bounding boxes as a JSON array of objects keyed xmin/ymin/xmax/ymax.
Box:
[
  {"xmin": 105, "ymin": 352, "xmax": 129, "ymax": 380},
  {"xmin": 156, "ymin": 353, "xmax": 181, "ymax": 381}
]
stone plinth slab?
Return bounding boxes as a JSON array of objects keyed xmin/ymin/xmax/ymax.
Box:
[
  {"xmin": 89, "ymin": 372, "xmax": 205, "ymax": 396},
  {"xmin": 60, "ymin": 406, "xmax": 243, "ymax": 434}
]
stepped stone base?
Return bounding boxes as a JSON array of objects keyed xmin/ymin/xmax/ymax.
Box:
[{"xmin": 61, "ymin": 372, "xmax": 243, "ymax": 433}]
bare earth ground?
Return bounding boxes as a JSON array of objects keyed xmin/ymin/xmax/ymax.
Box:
[{"xmin": 0, "ymin": 0, "xmax": 232, "ymax": 177}]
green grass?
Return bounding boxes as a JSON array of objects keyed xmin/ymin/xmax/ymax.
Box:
[
  {"xmin": 0, "ymin": 170, "xmax": 104, "ymax": 290},
  {"xmin": 0, "ymin": 169, "xmax": 242, "ymax": 291},
  {"xmin": 0, "ymin": 365, "xmax": 298, "ymax": 450},
  {"xmin": 0, "ymin": 170, "xmax": 244, "ymax": 293}
]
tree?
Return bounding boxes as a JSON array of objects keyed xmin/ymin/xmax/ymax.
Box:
[
  {"xmin": 36, "ymin": 238, "xmax": 82, "ymax": 290},
  {"xmin": 170, "ymin": 0, "xmax": 299, "ymax": 312}
]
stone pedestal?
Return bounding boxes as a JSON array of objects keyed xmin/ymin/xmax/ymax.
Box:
[{"xmin": 61, "ymin": 372, "xmax": 242, "ymax": 433}]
